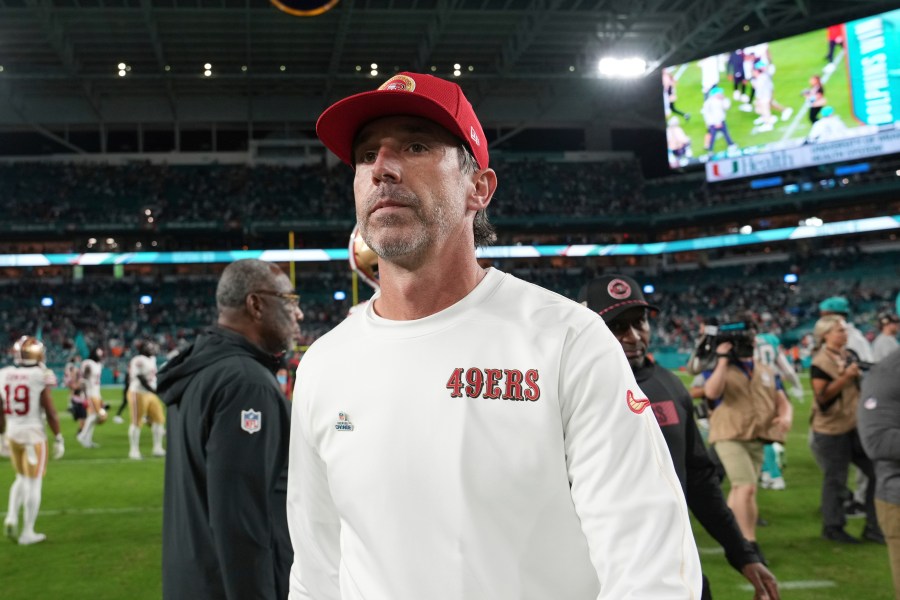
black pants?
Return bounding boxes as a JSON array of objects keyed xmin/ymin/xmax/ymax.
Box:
[{"xmin": 810, "ymin": 429, "xmax": 877, "ymax": 530}]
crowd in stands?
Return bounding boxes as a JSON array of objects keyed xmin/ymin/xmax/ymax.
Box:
[
  {"xmin": 3, "ymin": 155, "xmax": 897, "ymax": 233},
  {"xmin": 3, "ymin": 244, "xmax": 896, "ymax": 374}
]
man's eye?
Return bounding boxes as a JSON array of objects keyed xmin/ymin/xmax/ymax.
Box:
[
  {"xmin": 359, "ymin": 151, "xmax": 377, "ymax": 163},
  {"xmin": 408, "ymin": 143, "xmax": 427, "ymax": 153}
]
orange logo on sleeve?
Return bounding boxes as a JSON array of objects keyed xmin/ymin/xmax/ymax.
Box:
[{"xmin": 626, "ymin": 390, "xmax": 651, "ymax": 414}]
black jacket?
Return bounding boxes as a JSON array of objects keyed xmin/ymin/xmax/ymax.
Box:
[
  {"xmin": 633, "ymin": 358, "xmax": 760, "ymax": 572},
  {"xmin": 158, "ymin": 326, "xmax": 292, "ymax": 600}
]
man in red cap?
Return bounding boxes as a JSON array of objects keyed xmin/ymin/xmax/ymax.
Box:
[
  {"xmin": 580, "ymin": 274, "xmax": 780, "ymax": 600},
  {"xmin": 287, "ymin": 72, "xmax": 701, "ymax": 599}
]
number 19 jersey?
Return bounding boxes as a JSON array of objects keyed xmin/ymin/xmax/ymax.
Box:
[{"xmin": 0, "ymin": 364, "xmax": 57, "ymax": 443}]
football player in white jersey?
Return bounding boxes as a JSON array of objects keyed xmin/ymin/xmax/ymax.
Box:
[
  {"xmin": 76, "ymin": 347, "xmax": 107, "ymax": 448},
  {"xmin": 1, "ymin": 336, "xmax": 64, "ymax": 545},
  {"xmin": 0, "ymin": 394, "xmax": 6, "ymax": 458},
  {"xmin": 127, "ymin": 340, "xmax": 165, "ymax": 459}
]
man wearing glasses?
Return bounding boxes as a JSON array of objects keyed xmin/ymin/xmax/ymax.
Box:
[{"xmin": 158, "ymin": 258, "xmax": 303, "ymax": 599}]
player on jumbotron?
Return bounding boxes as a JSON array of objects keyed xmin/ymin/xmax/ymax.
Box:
[
  {"xmin": 1, "ymin": 336, "xmax": 65, "ymax": 545},
  {"xmin": 127, "ymin": 340, "xmax": 166, "ymax": 459}
]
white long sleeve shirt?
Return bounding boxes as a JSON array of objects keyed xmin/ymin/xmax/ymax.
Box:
[{"xmin": 288, "ymin": 268, "xmax": 701, "ymax": 600}]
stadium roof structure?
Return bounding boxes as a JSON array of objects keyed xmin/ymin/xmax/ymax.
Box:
[{"xmin": 0, "ymin": 0, "xmax": 894, "ymax": 151}]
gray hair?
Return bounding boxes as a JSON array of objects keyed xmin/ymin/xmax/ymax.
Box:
[
  {"xmin": 216, "ymin": 259, "xmax": 279, "ymax": 310},
  {"xmin": 458, "ymin": 145, "xmax": 497, "ymax": 248}
]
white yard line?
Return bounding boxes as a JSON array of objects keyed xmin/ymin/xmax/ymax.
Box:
[
  {"xmin": 740, "ymin": 580, "xmax": 837, "ymax": 591},
  {"xmin": 56, "ymin": 457, "xmax": 164, "ymax": 465},
  {"xmin": 2, "ymin": 506, "xmax": 161, "ymax": 518}
]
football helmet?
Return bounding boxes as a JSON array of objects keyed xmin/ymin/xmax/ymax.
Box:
[
  {"xmin": 13, "ymin": 336, "xmax": 45, "ymax": 366},
  {"xmin": 348, "ymin": 224, "xmax": 380, "ymax": 290}
]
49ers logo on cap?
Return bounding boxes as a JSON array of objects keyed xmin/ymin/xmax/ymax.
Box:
[
  {"xmin": 607, "ymin": 278, "xmax": 632, "ymax": 300},
  {"xmin": 379, "ymin": 74, "xmax": 416, "ymax": 92}
]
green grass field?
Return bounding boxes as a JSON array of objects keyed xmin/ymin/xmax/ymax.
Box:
[
  {"xmin": 0, "ymin": 381, "xmax": 894, "ymax": 599},
  {"xmin": 672, "ymin": 31, "xmax": 854, "ymax": 159}
]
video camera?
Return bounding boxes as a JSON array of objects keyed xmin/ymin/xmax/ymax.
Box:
[
  {"xmin": 846, "ymin": 349, "xmax": 874, "ymax": 372},
  {"xmin": 687, "ymin": 320, "xmax": 757, "ymax": 375}
]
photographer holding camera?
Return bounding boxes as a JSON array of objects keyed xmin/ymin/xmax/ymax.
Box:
[
  {"xmin": 702, "ymin": 318, "xmax": 793, "ymax": 564},
  {"xmin": 809, "ymin": 314, "xmax": 884, "ymax": 544}
]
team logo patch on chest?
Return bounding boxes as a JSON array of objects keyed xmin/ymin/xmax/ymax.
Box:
[
  {"xmin": 651, "ymin": 400, "xmax": 680, "ymax": 426},
  {"xmin": 445, "ymin": 368, "xmax": 541, "ymax": 401},
  {"xmin": 241, "ymin": 409, "xmax": 262, "ymax": 434},
  {"xmin": 334, "ymin": 412, "xmax": 354, "ymax": 431}
]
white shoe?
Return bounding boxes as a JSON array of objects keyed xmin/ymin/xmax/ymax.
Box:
[
  {"xmin": 758, "ymin": 124, "xmax": 774, "ymax": 132},
  {"xmin": 4, "ymin": 520, "xmax": 17, "ymax": 543},
  {"xmin": 782, "ymin": 107, "xmax": 793, "ymax": 120},
  {"xmin": 129, "ymin": 450, "xmax": 143, "ymax": 460},
  {"xmin": 18, "ymin": 532, "xmax": 46, "ymax": 545},
  {"xmin": 741, "ymin": 94, "xmax": 750, "ymax": 103},
  {"xmin": 739, "ymin": 103, "xmax": 753, "ymax": 112},
  {"xmin": 753, "ymin": 116, "xmax": 766, "ymax": 125},
  {"xmin": 113, "ymin": 415, "xmax": 124, "ymax": 425},
  {"xmin": 733, "ymin": 90, "xmax": 741, "ymax": 100},
  {"xmin": 152, "ymin": 448, "xmax": 166, "ymax": 457}
]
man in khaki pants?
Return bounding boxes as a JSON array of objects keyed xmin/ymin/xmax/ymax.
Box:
[{"xmin": 858, "ymin": 347, "xmax": 900, "ymax": 598}]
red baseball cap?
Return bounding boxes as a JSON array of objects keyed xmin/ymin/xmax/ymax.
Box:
[{"xmin": 316, "ymin": 72, "xmax": 489, "ymax": 170}]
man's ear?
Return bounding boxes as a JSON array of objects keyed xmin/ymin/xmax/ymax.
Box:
[
  {"xmin": 468, "ymin": 168, "xmax": 497, "ymax": 212},
  {"xmin": 245, "ymin": 293, "xmax": 264, "ymax": 321}
]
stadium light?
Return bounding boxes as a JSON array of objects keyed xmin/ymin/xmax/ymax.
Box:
[
  {"xmin": 597, "ymin": 57, "xmax": 647, "ymax": 78},
  {"xmin": 739, "ymin": 225, "xmax": 753, "ymax": 235},
  {"xmin": 642, "ymin": 284, "xmax": 655, "ymax": 294},
  {"xmin": 140, "ymin": 295, "xmax": 153, "ymax": 305},
  {"xmin": 334, "ymin": 291, "xmax": 347, "ymax": 301},
  {"xmin": 783, "ymin": 274, "xmax": 799, "ymax": 284},
  {"xmin": 41, "ymin": 297, "xmax": 54, "ymax": 307}
]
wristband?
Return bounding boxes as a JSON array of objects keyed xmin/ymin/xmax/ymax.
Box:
[{"xmin": 716, "ymin": 353, "xmax": 731, "ymax": 359}]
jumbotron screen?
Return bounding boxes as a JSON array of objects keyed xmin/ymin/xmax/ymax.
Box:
[{"xmin": 662, "ymin": 8, "xmax": 900, "ymax": 182}]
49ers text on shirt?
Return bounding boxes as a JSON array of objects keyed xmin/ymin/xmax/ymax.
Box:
[{"xmin": 446, "ymin": 368, "xmax": 540, "ymax": 401}]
